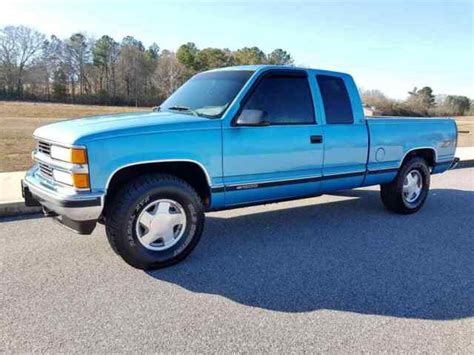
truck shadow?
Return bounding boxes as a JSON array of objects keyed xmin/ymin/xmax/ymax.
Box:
[{"xmin": 147, "ymin": 188, "xmax": 474, "ymax": 320}]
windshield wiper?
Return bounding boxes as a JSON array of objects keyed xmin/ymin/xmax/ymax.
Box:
[{"xmin": 167, "ymin": 105, "xmax": 200, "ymax": 117}]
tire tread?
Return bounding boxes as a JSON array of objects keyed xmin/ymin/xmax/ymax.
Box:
[
  {"xmin": 105, "ymin": 173, "xmax": 203, "ymax": 269},
  {"xmin": 380, "ymin": 156, "xmax": 430, "ymax": 214}
]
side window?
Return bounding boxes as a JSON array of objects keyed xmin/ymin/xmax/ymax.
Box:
[
  {"xmin": 316, "ymin": 75, "xmax": 354, "ymax": 124},
  {"xmin": 242, "ymin": 74, "xmax": 315, "ymax": 125}
]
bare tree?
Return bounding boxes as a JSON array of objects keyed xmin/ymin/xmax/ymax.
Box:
[
  {"xmin": 65, "ymin": 33, "xmax": 91, "ymax": 96},
  {"xmin": 118, "ymin": 37, "xmax": 153, "ymax": 106},
  {"xmin": 153, "ymin": 50, "xmax": 186, "ymax": 98},
  {"xmin": 0, "ymin": 25, "xmax": 45, "ymax": 95},
  {"xmin": 93, "ymin": 35, "xmax": 119, "ymax": 96}
]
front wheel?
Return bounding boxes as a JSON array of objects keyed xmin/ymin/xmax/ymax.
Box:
[
  {"xmin": 380, "ymin": 157, "xmax": 430, "ymax": 214},
  {"xmin": 105, "ymin": 174, "xmax": 205, "ymax": 270}
]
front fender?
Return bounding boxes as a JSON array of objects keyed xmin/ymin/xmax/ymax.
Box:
[{"xmin": 84, "ymin": 128, "xmax": 223, "ymax": 191}]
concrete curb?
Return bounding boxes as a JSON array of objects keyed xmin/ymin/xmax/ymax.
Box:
[
  {"xmin": 457, "ymin": 159, "xmax": 474, "ymax": 169},
  {"xmin": 0, "ymin": 201, "xmax": 42, "ymax": 217}
]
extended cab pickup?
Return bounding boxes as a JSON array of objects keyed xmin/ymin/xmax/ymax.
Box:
[{"xmin": 23, "ymin": 65, "xmax": 459, "ymax": 269}]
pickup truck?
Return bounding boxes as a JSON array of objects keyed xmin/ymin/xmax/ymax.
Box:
[{"xmin": 23, "ymin": 65, "xmax": 459, "ymax": 270}]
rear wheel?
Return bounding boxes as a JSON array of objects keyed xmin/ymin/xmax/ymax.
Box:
[
  {"xmin": 380, "ymin": 157, "xmax": 430, "ymax": 214},
  {"xmin": 105, "ymin": 174, "xmax": 205, "ymax": 270}
]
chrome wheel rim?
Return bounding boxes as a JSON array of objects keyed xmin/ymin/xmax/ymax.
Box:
[
  {"xmin": 403, "ymin": 170, "xmax": 423, "ymax": 204},
  {"xmin": 135, "ymin": 199, "xmax": 187, "ymax": 251}
]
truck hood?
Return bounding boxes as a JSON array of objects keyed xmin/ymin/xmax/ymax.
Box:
[{"xmin": 33, "ymin": 111, "xmax": 219, "ymax": 144}]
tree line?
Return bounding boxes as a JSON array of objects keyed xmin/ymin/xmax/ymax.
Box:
[
  {"xmin": 361, "ymin": 87, "xmax": 473, "ymax": 117},
  {"xmin": 0, "ymin": 25, "xmax": 293, "ymax": 107},
  {"xmin": 1, "ymin": 25, "xmax": 472, "ymax": 115}
]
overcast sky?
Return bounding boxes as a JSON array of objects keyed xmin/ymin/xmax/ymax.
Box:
[{"xmin": 2, "ymin": 0, "xmax": 472, "ymax": 99}]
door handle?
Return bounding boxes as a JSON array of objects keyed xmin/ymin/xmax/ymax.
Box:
[{"xmin": 310, "ymin": 135, "xmax": 323, "ymax": 144}]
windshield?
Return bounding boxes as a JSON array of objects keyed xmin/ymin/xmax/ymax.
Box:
[{"xmin": 160, "ymin": 70, "xmax": 254, "ymax": 118}]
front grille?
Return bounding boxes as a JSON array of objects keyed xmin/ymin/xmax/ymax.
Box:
[
  {"xmin": 38, "ymin": 162, "xmax": 53, "ymax": 179},
  {"xmin": 37, "ymin": 140, "xmax": 51, "ymax": 156}
]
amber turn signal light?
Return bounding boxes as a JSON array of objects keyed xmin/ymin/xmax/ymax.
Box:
[
  {"xmin": 71, "ymin": 148, "xmax": 88, "ymax": 164},
  {"xmin": 72, "ymin": 173, "xmax": 90, "ymax": 189}
]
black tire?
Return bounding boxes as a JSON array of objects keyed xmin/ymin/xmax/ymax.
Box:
[
  {"xmin": 105, "ymin": 174, "xmax": 205, "ymax": 270},
  {"xmin": 380, "ymin": 157, "xmax": 430, "ymax": 214}
]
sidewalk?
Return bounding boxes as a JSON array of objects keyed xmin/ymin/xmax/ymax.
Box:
[
  {"xmin": 0, "ymin": 171, "xmax": 41, "ymax": 216},
  {"xmin": 1, "ymin": 147, "xmax": 473, "ymax": 217}
]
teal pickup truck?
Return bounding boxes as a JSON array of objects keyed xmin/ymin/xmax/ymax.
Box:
[{"xmin": 23, "ymin": 65, "xmax": 459, "ymax": 270}]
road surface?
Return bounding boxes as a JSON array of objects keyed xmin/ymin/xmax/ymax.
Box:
[{"xmin": 1, "ymin": 168, "xmax": 473, "ymax": 353}]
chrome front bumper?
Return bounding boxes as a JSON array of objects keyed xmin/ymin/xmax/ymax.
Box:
[{"xmin": 22, "ymin": 166, "xmax": 104, "ymax": 234}]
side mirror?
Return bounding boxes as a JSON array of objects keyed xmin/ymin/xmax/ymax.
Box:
[{"xmin": 235, "ymin": 109, "xmax": 270, "ymax": 127}]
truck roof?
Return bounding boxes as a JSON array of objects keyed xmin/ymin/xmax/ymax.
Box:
[{"xmin": 207, "ymin": 64, "xmax": 349, "ymax": 77}]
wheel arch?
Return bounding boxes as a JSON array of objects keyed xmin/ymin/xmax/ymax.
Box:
[
  {"xmin": 400, "ymin": 147, "xmax": 437, "ymax": 168},
  {"xmin": 104, "ymin": 160, "xmax": 212, "ymax": 215}
]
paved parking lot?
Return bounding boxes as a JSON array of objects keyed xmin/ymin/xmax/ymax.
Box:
[{"xmin": 1, "ymin": 168, "xmax": 473, "ymax": 353}]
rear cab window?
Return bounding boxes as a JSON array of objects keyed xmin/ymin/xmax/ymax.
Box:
[{"xmin": 316, "ymin": 75, "xmax": 354, "ymax": 124}]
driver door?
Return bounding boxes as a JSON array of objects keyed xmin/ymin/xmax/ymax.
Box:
[{"xmin": 222, "ymin": 70, "xmax": 324, "ymax": 206}]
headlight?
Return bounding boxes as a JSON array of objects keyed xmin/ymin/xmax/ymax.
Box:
[
  {"xmin": 52, "ymin": 169, "xmax": 90, "ymax": 189},
  {"xmin": 52, "ymin": 169, "xmax": 74, "ymax": 186},
  {"xmin": 50, "ymin": 145, "xmax": 87, "ymax": 164}
]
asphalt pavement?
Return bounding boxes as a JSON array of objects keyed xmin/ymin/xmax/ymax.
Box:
[{"xmin": 1, "ymin": 168, "xmax": 473, "ymax": 353}]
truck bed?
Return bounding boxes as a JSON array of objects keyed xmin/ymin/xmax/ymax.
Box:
[{"xmin": 365, "ymin": 116, "xmax": 457, "ymax": 175}]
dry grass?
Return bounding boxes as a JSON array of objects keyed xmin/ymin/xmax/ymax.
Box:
[
  {"xmin": 0, "ymin": 101, "xmax": 146, "ymax": 172},
  {"xmin": 0, "ymin": 101, "xmax": 472, "ymax": 172},
  {"xmin": 0, "ymin": 101, "xmax": 146, "ymax": 119},
  {"xmin": 455, "ymin": 116, "xmax": 474, "ymax": 147}
]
